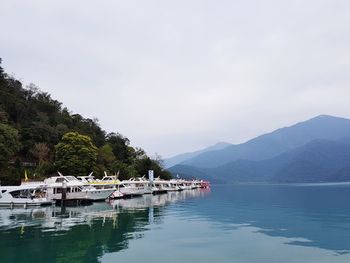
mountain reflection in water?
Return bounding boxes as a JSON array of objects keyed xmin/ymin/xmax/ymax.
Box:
[{"xmin": 191, "ymin": 184, "xmax": 350, "ymax": 254}]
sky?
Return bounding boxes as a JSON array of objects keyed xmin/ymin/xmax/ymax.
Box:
[{"xmin": 1, "ymin": 0, "xmax": 350, "ymax": 158}]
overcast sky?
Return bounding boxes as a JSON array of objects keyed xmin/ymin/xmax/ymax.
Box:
[{"xmin": 1, "ymin": 0, "xmax": 350, "ymax": 158}]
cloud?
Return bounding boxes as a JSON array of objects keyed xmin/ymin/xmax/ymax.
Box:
[{"xmin": 1, "ymin": 0, "xmax": 350, "ymax": 157}]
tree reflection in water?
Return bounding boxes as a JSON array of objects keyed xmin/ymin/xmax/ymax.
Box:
[{"xmin": 0, "ymin": 189, "xmax": 209, "ymax": 263}]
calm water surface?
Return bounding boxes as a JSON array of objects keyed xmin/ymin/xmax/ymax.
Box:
[{"xmin": 1, "ymin": 184, "xmax": 350, "ymax": 263}]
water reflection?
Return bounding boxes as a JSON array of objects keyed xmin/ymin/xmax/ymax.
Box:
[
  {"xmin": 2, "ymin": 185, "xmax": 350, "ymax": 262},
  {"xmin": 190, "ymin": 184, "xmax": 350, "ymax": 254},
  {"xmin": 110, "ymin": 189, "xmax": 209, "ymax": 211},
  {"xmin": 0, "ymin": 190, "xmax": 208, "ymax": 263}
]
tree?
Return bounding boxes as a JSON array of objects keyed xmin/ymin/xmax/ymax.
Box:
[
  {"xmin": 0, "ymin": 58, "xmax": 174, "ymax": 183},
  {"xmin": 106, "ymin": 132, "xmax": 131, "ymax": 163},
  {"xmin": 0, "ymin": 123, "xmax": 20, "ymax": 165},
  {"xmin": 31, "ymin": 142, "xmax": 50, "ymax": 164},
  {"xmin": 55, "ymin": 132, "xmax": 98, "ymax": 176},
  {"xmin": 0, "ymin": 123, "xmax": 20, "ymax": 185},
  {"xmin": 96, "ymin": 143, "xmax": 117, "ymax": 176},
  {"xmin": 134, "ymin": 156, "xmax": 172, "ymax": 180},
  {"xmin": 98, "ymin": 144, "xmax": 116, "ymax": 165},
  {"xmin": 0, "ymin": 106, "xmax": 8, "ymax": 123},
  {"xmin": 110, "ymin": 160, "xmax": 137, "ymax": 180}
]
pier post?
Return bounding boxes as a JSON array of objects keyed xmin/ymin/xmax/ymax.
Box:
[{"xmin": 61, "ymin": 181, "xmax": 67, "ymax": 207}]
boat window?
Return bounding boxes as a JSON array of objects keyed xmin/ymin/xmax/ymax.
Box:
[
  {"xmin": 66, "ymin": 176, "xmax": 78, "ymax": 181},
  {"xmin": 9, "ymin": 189, "xmax": 32, "ymax": 199},
  {"xmin": 54, "ymin": 188, "xmax": 63, "ymax": 194},
  {"xmin": 55, "ymin": 178, "xmax": 66, "ymax": 183},
  {"xmin": 9, "ymin": 190, "xmax": 20, "ymax": 198},
  {"xmin": 1, "ymin": 190, "xmax": 6, "ymax": 193}
]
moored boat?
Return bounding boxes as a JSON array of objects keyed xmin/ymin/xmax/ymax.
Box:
[
  {"xmin": 43, "ymin": 175, "xmax": 115, "ymax": 201},
  {"xmin": 0, "ymin": 184, "xmax": 52, "ymax": 207}
]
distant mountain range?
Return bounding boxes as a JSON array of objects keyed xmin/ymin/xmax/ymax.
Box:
[
  {"xmin": 164, "ymin": 142, "xmax": 231, "ymax": 168},
  {"xmin": 168, "ymin": 115, "xmax": 350, "ymax": 183}
]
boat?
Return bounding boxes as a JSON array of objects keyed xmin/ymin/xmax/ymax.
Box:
[
  {"xmin": 153, "ymin": 179, "xmax": 179, "ymax": 192},
  {"xmin": 118, "ymin": 179, "xmax": 148, "ymax": 197},
  {"xmin": 77, "ymin": 175, "xmax": 119, "ymax": 190},
  {"xmin": 0, "ymin": 184, "xmax": 52, "ymax": 207},
  {"xmin": 84, "ymin": 175, "xmax": 123, "ymax": 199},
  {"xmin": 79, "ymin": 174, "xmax": 148, "ymax": 199},
  {"xmin": 35, "ymin": 174, "xmax": 115, "ymax": 202},
  {"xmin": 95, "ymin": 174, "xmax": 150, "ymax": 198}
]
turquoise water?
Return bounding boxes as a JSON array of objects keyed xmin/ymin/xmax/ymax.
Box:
[{"xmin": 1, "ymin": 184, "xmax": 350, "ymax": 262}]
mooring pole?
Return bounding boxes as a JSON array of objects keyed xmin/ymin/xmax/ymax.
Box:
[{"xmin": 61, "ymin": 181, "xmax": 67, "ymax": 207}]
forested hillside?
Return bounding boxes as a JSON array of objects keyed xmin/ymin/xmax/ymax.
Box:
[{"xmin": 0, "ymin": 58, "xmax": 170, "ymax": 185}]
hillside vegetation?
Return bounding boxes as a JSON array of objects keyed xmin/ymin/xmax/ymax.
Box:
[{"xmin": 0, "ymin": 58, "xmax": 170, "ymax": 185}]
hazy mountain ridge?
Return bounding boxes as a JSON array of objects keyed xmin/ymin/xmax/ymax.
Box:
[
  {"xmin": 164, "ymin": 142, "xmax": 231, "ymax": 168},
  {"xmin": 170, "ymin": 138, "xmax": 350, "ymax": 183},
  {"xmin": 180, "ymin": 115, "xmax": 350, "ymax": 168},
  {"xmin": 169, "ymin": 115, "xmax": 350, "ymax": 183}
]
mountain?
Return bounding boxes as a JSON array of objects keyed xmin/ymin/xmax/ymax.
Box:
[
  {"xmin": 167, "ymin": 164, "xmax": 219, "ymax": 182},
  {"xmin": 0, "ymin": 58, "xmax": 171, "ymax": 185},
  {"xmin": 180, "ymin": 115, "xmax": 350, "ymax": 168},
  {"xmin": 271, "ymin": 139, "xmax": 350, "ymax": 183},
  {"xmin": 163, "ymin": 142, "xmax": 231, "ymax": 168},
  {"xmin": 169, "ymin": 138, "xmax": 350, "ymax": 183}
]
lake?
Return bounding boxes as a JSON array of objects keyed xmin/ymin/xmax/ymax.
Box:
[{"xmin": 1, "ymin": 184, "xmax": 350, "ymax": 263}]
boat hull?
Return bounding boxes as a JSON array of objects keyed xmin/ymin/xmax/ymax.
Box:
[{"xmin": 0, "ymin": 199, "xmax": 52, "ymax": 207}]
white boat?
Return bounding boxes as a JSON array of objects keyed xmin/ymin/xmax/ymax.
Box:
[
  {"xmin": 79, "ymin": 175, "xmax": 123, "ymax": 199},
  {"xmin": 98, "ymin": 174, "xmax": 149, "ymax": 198},
  {"xmin": 77, "ymin": 175, "xmax": 119, "ymax": 190},
  {"xmin": 39, "ymin": 174, "xmax": 115, "ymax": 201},
  {"xmin": 78, "ymin": 174, "xmax": 147, "ymax": 198},
  {"xmin": 179, "ymin": 180, "xmax": 194, "ymax": 190},
  {"xmin": 0, "ymin": 184, "xmax": 52, "ymax": 207},
  {"xmin": 130, "ymin": 177, "xmax": 153, "ymax": 194},
  {"xmin": 153, "ymin": 179, "xmax": 179, "ymax": 192},
  {"xmin": 118, "ymin": 179, "xmax": 148, "ymax": 197}
]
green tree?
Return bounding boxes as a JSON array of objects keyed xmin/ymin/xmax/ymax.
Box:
[
  {"xmin": 98, "ymin": 144, "xmax": 116, "ymax": 166},
  {"xmin": 134, "ymin": 156, "xmax": 172, "ymax": 180},
  {"xmin": 106, "ymin": 132, "xmax": 131, "ymax": 163},
  {"xmin": 0, "ymin": 123, "xmax": 20, "ymax": 184},
  {"xmin": 95, "ymin": 143, "xmax": 117, "ymax": 176},
  {"xmin": 0, "ymin": 58, "xmax": 174, "ymax": 183},
  {"xmin": 31, "ymin": 142, "xmax": 50, "ymax": 164},
  {"xmin": 0, "ymin": 106, "xmax": 8, "ymax": 123},
  {"xmin": 110, "ymin": 160, "xmax": 138, "ymax": 180},
  {"xmin": 55, "ymin": 132, "xmax": 98, "ymax": 176},
  {"xmin": 0, "ymin": 123, "xmax": 20, "ymax": 165}
]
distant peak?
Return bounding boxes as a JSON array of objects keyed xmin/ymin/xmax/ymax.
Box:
[
  {"xmin": 314, "ymin": 114, "xmax": 335, "ymax": 119},
  {"xmin": 214, "ymin": 141, "xmax": 231, "ymax": 146},
  {"xmin": 308, "ymin": 115, "xmax": 349, "ymax": 122}
]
